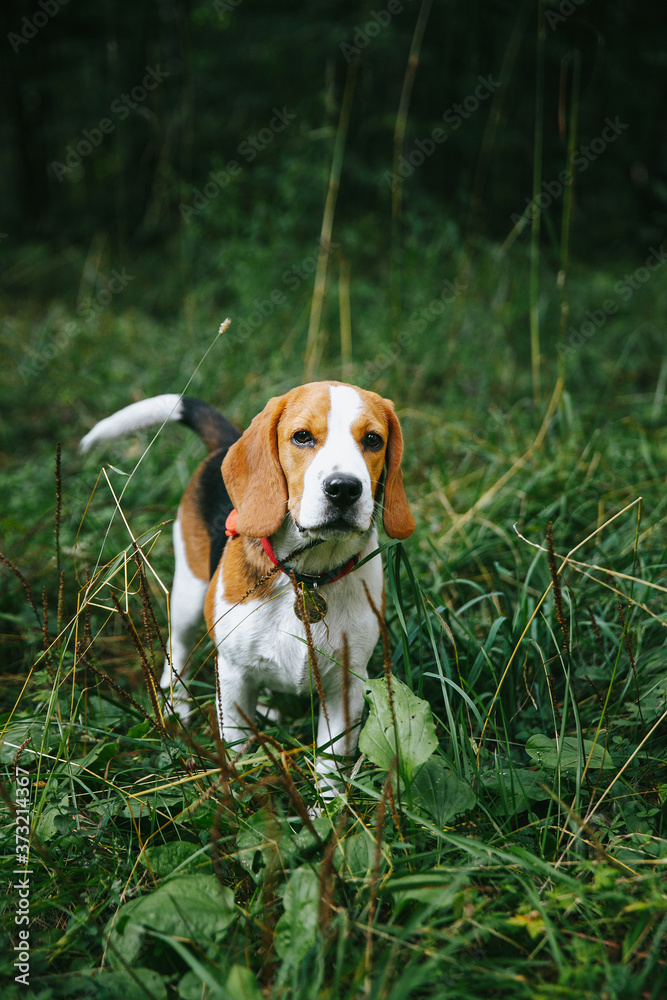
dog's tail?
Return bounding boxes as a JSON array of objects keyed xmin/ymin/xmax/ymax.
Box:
[{"xmin": 80, "ymin": 394, "xmax": 240, "ymax": 455}]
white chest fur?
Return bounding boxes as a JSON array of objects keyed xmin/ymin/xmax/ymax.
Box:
[
  {"xmin": 211, "ymin": 543, "xmax": 382, "ymax": 689},
  {"xmin": 208, "ymin": 534, "xmax": 384, "ymax": 755}
]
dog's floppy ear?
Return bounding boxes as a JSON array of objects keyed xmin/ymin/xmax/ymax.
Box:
[
  {"xmin": 380, "ymin": 399, "xmax": 415, "ymax": 540},
  {"xmin": 222, "ymin": 395, "xmax": 288, "ymax": 537}
]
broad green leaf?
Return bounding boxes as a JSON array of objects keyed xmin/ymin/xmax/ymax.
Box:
[
  {"xmin": 274, "ymin": 867, "xmax": 319, "ymax": 966},
  {"xmin": 126, "ymin": 719, "xmax": 153, "ymax": 739},
  {"xmin": 35, "ymin": 793, "xmax": 71, "ymax": 842},
  {"xmin": 278, "ymin": 816, "xmax": 331, "ymax": 863},
  {"xmin": 72, "ymin": 739, "xmax": 119, "ymax": 778},
  {"xmin": 411, "ymin": 757, "xmax": 476, "ymax": 826},
  {"xmin": 86, "ymin": 696, "xmax": 129, "ymax": 728},
  {"xmin": 178, "ymin": 963, "xmax": 263, "ymax": 1000},
  {"xmin": 235, "ymin": 810, "xmax": 329, "ymax": 884},
  {"xmin": 139, "ymin": 841, "xmax": 207, "ymax": 877},
  {"xmin": 525, "ymin": 734, "xmax": 617, "ymax": 773},
  {"xmin": 88, "ymin": 968, "xmax": 168, "ymax": 1000},
  {"xmin": 178, "ymin": 970, "xmax": 221, "ymax": 1000},
  {"xmin": 333, "ymin": 831, "xmax": 387, "ymax": 879},
  {"xmin": 482, "ymin": 767, "xmax": 553, "ymax": 816},
  {"xmin": 0, "ymin": 724, "xmax": 39, "ymax": 764},
  {"xmin": 106, "ymin": 901, "xmax": 145, "ymax": 967},
  {"xmin": 225, "ymin": 964, "xmax": 265, "ymax": 1000},
  {"xmin": 235, "ymin": 808, "xmax": 281, "ymax": 883},
  {"xmin": 359, "ymin": 674, "xmax": 438, "ymax": 782},
  {"xmin": 107, "ymin": 873, "xmax": 235, "ymax": 966}
]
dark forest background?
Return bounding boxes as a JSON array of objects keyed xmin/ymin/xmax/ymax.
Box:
[{"xmin": 1, "ymin": 0, "xmax": 665, "ymax": 304}]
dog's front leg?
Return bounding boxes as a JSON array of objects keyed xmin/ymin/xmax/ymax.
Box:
[
  {"xmin": 214, "ymin": 655, "xmax": 259, "ymax": 750},
  {"xmin": 315, "ymin": 668, "xmax": 366, "ymax": 800}
]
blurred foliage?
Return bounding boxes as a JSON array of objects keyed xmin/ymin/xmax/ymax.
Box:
[{"xmin": 1, "ymin": 0, "xmax": 666, "ymax": 277}]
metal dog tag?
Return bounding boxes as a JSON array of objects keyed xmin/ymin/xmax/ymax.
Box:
[{"xmin": 294, "ymin": 586, "xmax": 328, "ymax": 624}]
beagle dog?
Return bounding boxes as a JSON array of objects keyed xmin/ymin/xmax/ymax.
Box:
[{"xmin": 81, "ymin": 381, "xmax": 414, "ymax": 790}]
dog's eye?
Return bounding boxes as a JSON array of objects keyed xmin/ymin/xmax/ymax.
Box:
[
  {"xmin": 292, "ymin": 429, "xmax": 315, "ymax": 447},
  {"xmin": 363, "ymin": 432, "xmax": 384, "ymax": 450}
]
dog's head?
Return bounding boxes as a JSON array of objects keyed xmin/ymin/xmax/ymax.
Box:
[{"xmin": 222, "ymin": 381, "xmax": 414, "ymax": 541}]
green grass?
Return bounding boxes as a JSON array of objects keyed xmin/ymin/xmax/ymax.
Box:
[{"xmin": 1, "ymin": 224, "xmax": 667, "ymax": 999}]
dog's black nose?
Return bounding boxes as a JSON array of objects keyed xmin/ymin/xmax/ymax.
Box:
[{"xmin": 323, "ymin": 474, "xmax": 363, "ymax": 509}]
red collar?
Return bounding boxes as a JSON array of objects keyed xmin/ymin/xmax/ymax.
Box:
[{"xmin": 225, "ymin": 508, "xmax": 360, "ymax": 587}]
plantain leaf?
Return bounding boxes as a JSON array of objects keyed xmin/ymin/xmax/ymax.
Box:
[
  {"xmin": 359, "ymin": 675, "xmax": 438, "ymax": 783},
  {"xmin": 525, "ymin": 734, "xmax": 617, "ymax": 773},
  {"xmin": 139, "ymin": 841, "xmax": 207, "ymax": 877},
  {"xmin": 274, "ymin": 867, "xmax": 320, "ymax": 967},
  {"xmin": 333, "ymin": 831, "xmax": 387, "ymax": 880},
  {"xmin": 412, "ymin": 757, "xmax": 476, "ymax": 826},
  {"xmin": 225, "ymin": 964, "xmax": 265, "ymax": 1000},
  {"xmin": 107, "ymin": 873, "xmax": 235, "ymax": 966}
]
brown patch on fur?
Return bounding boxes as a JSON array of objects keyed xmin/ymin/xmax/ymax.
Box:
[
  {"xmin": 360, "ymin": 391, "xmax": 414, "ymax": 539},
  {"xmin": 349, "ymin": 394, "xmax": 391, "ymax": 501},
  {"xmin": 221, "ymin": 396, "xmax": 289, "ymax": 537},
  {"xmin": 204, "ymin": 560, "xmax": 222, "ymax": 638},
  {"xmin": 220, "ymin": 536, "xmax": 278, "ymax": 606},
  {"xmin": 179, "ymin": 464, "xmax": 213, "ymax": 582}
]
